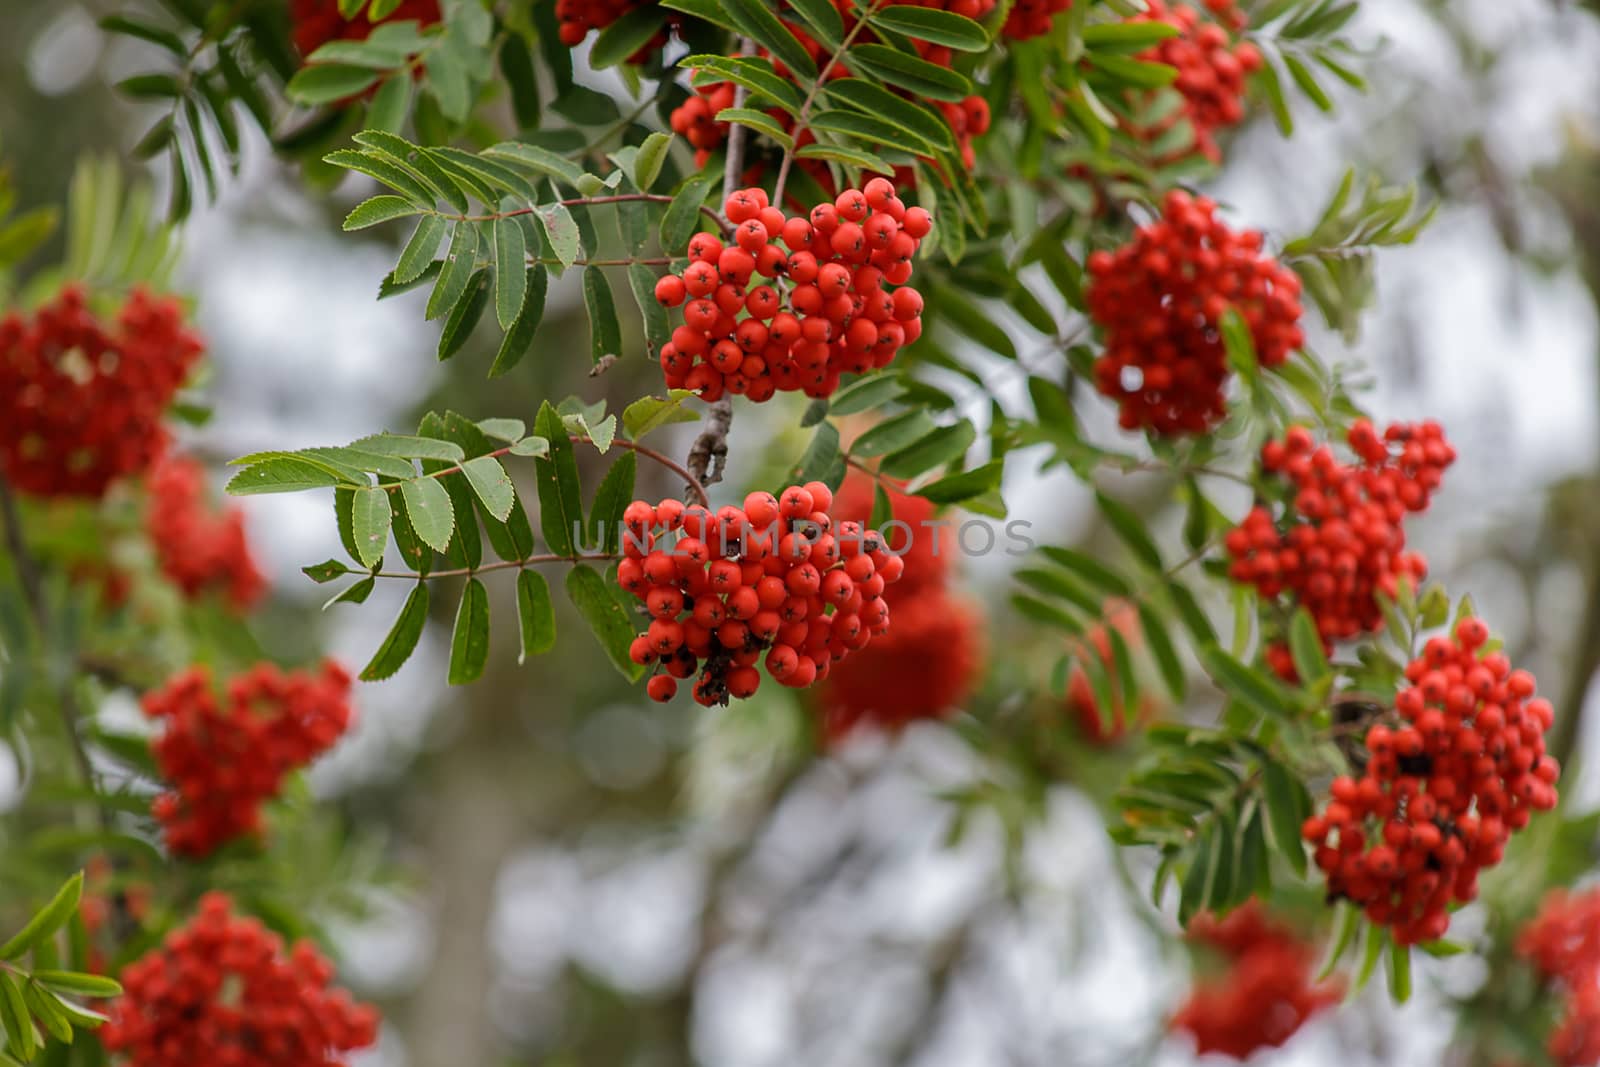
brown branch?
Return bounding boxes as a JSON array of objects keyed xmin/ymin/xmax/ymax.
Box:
[{"xmin": 686, "ymin": 398, "xmax": 735, "ymax": 492}]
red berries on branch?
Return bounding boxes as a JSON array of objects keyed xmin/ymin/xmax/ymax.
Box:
[
  {"xmin": 1518, "ymin": 888, "xmax": 1600, "ymax": 1066},
  {"xmin": 144, "ymin": 661, "xmax": 355, "ymax": 857},
  {"xmin": 1129, "ymin": 0, "xmax": 1262, "ymax": 163},
  {"xmin": 1004, "ymin": 0, "xmax": 1074, "ymax": 40},
  {"xmin": 102, "ymin": 892, "xmax": 378, "ymax": 1067},
  {"xmin": 556, "ymin": 0, "xmax": 668, "ymax": 56},
  {"xmin": 0, "ymin": 286, "xmax": 202, "ymax": 499},
  {"xmin": 1301, "ymin": 619, "xmax": 1560, "ymax": 945},
  {"xmin": 290, "ymin": 0, "xmax": 441, "ymax": 58},
  {"xmin": 654, "ymin": 181, "xmax": 929, "ymax": 401},
  {"xmin": 146, "ymin": 455, "xmax": 267, "ymax": 612},
  {"xmin": 619, "ymin": 480, "xmax": 909, "ymax": 706},
  {"xmin": 1172, "ymin": 901, "xmax": 1342, "ymax": 1059},
  {"xmin": 1227, "ymin": 419, "xmax": 1456, "ymax": 673},
  {"xmin": 1086, "ymin": 190, "xmax": 1304, "ymax": 436}
]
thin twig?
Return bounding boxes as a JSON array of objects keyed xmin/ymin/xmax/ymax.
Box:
[
  {"xmin": 686, "ymin": 399, "xmax": 735, "ymax": 492},
  {"xmin": 723, "ymin": 37, "xmax": 758, "ymax": 204},
  {"xmin": 771, "ymin": 0, "xmax": 890, "ymax": 206}
]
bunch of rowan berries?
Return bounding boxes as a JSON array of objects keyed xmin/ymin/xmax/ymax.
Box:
[
  {"xmin": 290, "ymin": 0, "xmax": 440, "ymax": 58},
  {"xmin": 146, "ymin": 455, "xmax": 267, "ymax": 612},
  {"xmin": 1300, "ymin": 618, "xmax": 1561, "ymax": 945},
  {"xmin": 653, "ymin": 181, "xmax": 930, "ymax": 400},
  {"xmin": 1227, "ymin": 419, "xmax": 1456, "ymax": 676},
  {"xmin": 555, "ymin": 0, "xmax": 669, "ymax": 57},
  {"xmin": 144, "ymin": 661, "xmax": 355, "ymax": 857},
  {"xmin": 1172, "ymin": 901, "xmax": 1343, "ymax": 1059},
  {"xmin": 0, "ymin": 286, "xmax": 203, "ymax": 499},
  {"xmin": 1518, "ymin": 888, "xmax": 1600, "ymax": 1066},
  {"xmin": 818, "ymin": 471, "xmax": 983, "ymax": 739},
  {"xmin": 1128, "ymin": 0, "xmax": 1262, "ymax": 162},
  {"xmin": 620, "ymin": 480, "xmax": 909, "ymax": 705},
  {"xmin": 101, "ymin": 891, "xmax": 378, "ymax": 1067},
  {"xmin": 1085, "ymin": 190, "xmax": 1303, "ymax": 436}
]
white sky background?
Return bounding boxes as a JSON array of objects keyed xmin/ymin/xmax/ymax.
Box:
[{"xmin": 19, "ymin": 0, "xmax": 1600, "ymax": 1062}]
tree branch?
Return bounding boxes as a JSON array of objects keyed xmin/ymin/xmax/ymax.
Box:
[{"xmin": 686, "ymin": 398, "xmax": 735, "ymax": 491}]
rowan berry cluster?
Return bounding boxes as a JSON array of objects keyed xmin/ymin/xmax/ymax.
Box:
[
  {"xmin": 1172, "ymin": 901, "xmax": 1342, "ymax": 1059},
  {"xmin": 1004, "ymin": 0, "xmax": 1074, "ymax": 39},
  {"xmin": 1066, "ymin": 600, "xmax": 1155, "ymax": 745},
  {"xmin": 102, "ymin": 892, "xmax": 378, "ymax": 1067},
  {"xmin": 620, "ymin": 480, "xmax": 907, "ymax": 706},
  {"xmin": 653, "ymin": 181, "xmax": 930, "ymax": 400},
  {"xmin": 819, "ymin": 472, "xmax": 982, "ymax": 739},
  {"xmin": 1301, "ymin": 618, "xmax": 1561, "ymax": 945},
  {"xmin": 1129, "ymin": 0, "xmax": 1261, "ymax": 162},
  {"xmin": 1517, "ymin": 888, "xmax": 1600, "ymax": 1066},
  {"xmin": 1226, "ymin": 419, "xmax": 1456, "ymax": 676},
  {"xmin": 290, "ymin": 0, "xmax": 440, "ymax": 57},
  {"xmin": 1086, "ymin": 190, "xmax": 1304, "ymax": 435},
  {"xmin": 0, "ymin": 286, "xmax": 203, "ymax": 499},
  {"xmin": 146, "ymin": 455, "xmax": 267, "ymax": 613},
  {"xmin": 144, "ymin": 661, "xmax": 355, "ymax": 857}
]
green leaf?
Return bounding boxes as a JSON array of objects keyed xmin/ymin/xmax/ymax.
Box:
[
  {"xmin": 326, "ymin": 576, "xmax": 377, "ymax": 608},
  {"xmin": 477, "ymin": 418, "xmax": 526, "ymax": 442},
  {"xmin": 361, "ymin": 583, "xmax": 430, "ymax": 681},
  {"xmin": 304, "ymin": 559, "xmax": 352, "ymax": 584},
  {"xmin": 438, "ymin": 269, "xmax": 490, "ymax": 360},
  {"xmin": 490, "ymin": 265, "xmax": 548, "ymax": 376},
  {"xmin": 492, "ymin": 217, "xmax": 528, "ymax": 329},
  {"xmin": 847, "ymin": 44, "xmax": 972, "ymax": 103},
  {"xmin": 23, "ymin": 980, "xmax": 72, "ymax": 1043},
  {"xmin": 344, "ymin": 195, "xmax": 423, "ymax": 231},
  {"xmin": 881, "ymin": 420, "xmax": 976, "ymax": 480},
  {"xmin": 351, "ymin": 434, "xmax": 464, "ymax": 461},
  {"xmin": 632, "ymin": 131, "xmax": 672, "ymax": 192},
  {"xmin": 1284, "ymin": 53, "xmax": 1334, "ymax": 112},
  {"xmin": 1388, "ymin": 941, "xmax": 1412, "ymax": 1003},
  {"xmin": 796, "ymin": 142, "xmax": 894, "ymax": 175},
  {"xmin": 31, "ymin": 971, "xmax": 120, "ymax": 998},
  {"xmin": 351, "ymin": 486, "xmax": 393, "ymax": 569},
  {"xmin": 722, "ymin": 0, "xmax": 818, "ymax": 80},
  {"xmin": 623, "ymin": 392, "xmax": 700, "ymax": 440},
  {"xmin": 582, "ymin": 266, "xmax": 622, "ymax": 364},
  {"xmin": 0, "ymin": 874, "xmax": 82, "ymax": 960},
  {"xmin": 1094, "ymin": 491, "xmax": 1163, "ymax": 570},
  {"xmin": 1288, "ymin": 607, "xmax": 1331, "ymax": 684},
  {"xmin": 1262, "ymin": 759, "xmax": 1310, "ymax": 878},
  {"xmin": 400, "ymin": 477, "xmax": 456, "ymax": 553},
  {"xmin": 853, "ymin": 410, "xmax": 937, "ymax": 457},
  {"xmin": 1318, "ymin": 902, "xmax": 1359, "ymax": 980},
  {"xmin": 627, "ymin": 262, "xmax": 671, "ymax": 353},
  {"xmin": 1201, "ymin": 646, "xmax": 1294, "ymax": 721},
  {"xmin": 785, "ymin": 0, "xmax": 844, "ymax": 47},
  {"xmin": 935, "ymin": 284, "xmax": 1016, "ymax": 358},
  {"xmin": 510, "ymin": 436, "xmax": 551, "ymax": 457},
  {"xmin": 1081, "ymin": 21, "xmax": 1181, "ymax": 48},
  {"xmin": 824, "ymin": 79, "xmax": 955, "ymax": 151},
  {"xmin": 460, "ymin": 456, "xmax": 515, "ymax": 522},
  {"xmin": 714, "ymin": 108, "xmax": 795, "ymax": 150},
  {"xmin": 869, "ymin": 6, "xmax": 988, "ymax": 51},
  {"xmin": 566, "ymin": 565, "xmax": 643, "ymax": 680},
  {"xmin": 395, "ymin": 213, "xmax": 448, "ymax": 283},
  {"xmin": 366, "ymin": 72, "xmax": 412, "ymax": 133},
  {"xmin": 0, "ymin": 972, "xmax": 36, "ymax": 1059},
  {"xmin": 534, "ymin": 402, "xmax": 583, "ymax": 556},
  {"xmin": 1138, "ymin": 601, "xmax": 1187, "ymax": 702},
  {"xmin": 325, "ymin": 148, "xmax": 434, "ymax": 207},
  {"xmin": 660, "ymin": 173, "xmax": 714, "ymax": 253},
  {"xmin": 589, "ymin": 5, "xmax": 668, "ymax": 68},
  {"xmin": 807, "ymin": 109, "xmax": 935, "ymax": 157},
  {"xmin": 517, "ymin": 569, "xmax": 556, "ymax": 662},
  {"xmin": 226, "ymin": 457, "xmax": 347, "ymax": 495},
  {"xmin": 790, "ymin": 422, "xmax": 846, "ymax": 489},
  {"xmin": 1040, "ymin": 546, "xmax": 1132, "ymax": 597},
  {"xmin": 448, "ymin": 578, "xmax": 491, "ymax": 685},
  {"xmin": 588, "ymin": 452, "xmax": 637, "ymax": 553},
  {"xmin": 427, "ymin": 221, "xmax": 481, "ymax": 320},
  {"xmin": 287, "ymin": 63, "xmax": 380, "ymax": 104},
  {"xmin": 829, "ymin": 374, "xmax": 906, "ymax": 416},
  {"xmin": 483, "ymin": 142, "xmax": 587, "ymax": 188},
  {"xmin": 1354, "ymin": 923, "xmax": 1385, "ymax": 992},
  {"xmin": 917, "ymin": 461, "xmax": 1002, "ymax": 505},
  {"xmin": 683, "ymin": 55, "xmax": 807, "ymax": 114}
]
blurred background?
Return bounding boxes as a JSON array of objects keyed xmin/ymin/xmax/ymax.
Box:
[{"xmin": 6, "ymin": 0, "xmax": 1600, "ymax": 1063}]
